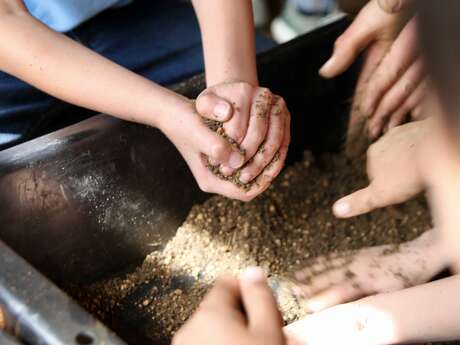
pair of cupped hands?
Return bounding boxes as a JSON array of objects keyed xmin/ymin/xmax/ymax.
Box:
[{"xmin": 164, "ymin": 80, "xmax": 291, "ymax": 202}]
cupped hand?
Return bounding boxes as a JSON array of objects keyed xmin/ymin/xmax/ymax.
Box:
[
  {"xmin": 160, "ymin": 91, "xmax": 289, "ymax": 201},
  {"xmin": 173, "ymin": 268, "xmax": 287, "ymax": 345},
  {"xmin": 197, "ymin": 81, "xmax": 291, "ymax": 194}
]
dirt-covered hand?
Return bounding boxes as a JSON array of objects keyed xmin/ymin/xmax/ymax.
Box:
[
  {"xmin": 197, "ymin": 81, "xmax": 291, "ymax": 197},
  {"xmin": 332, "ymin": 119, "xmax": 430, "ymax": 218},
  {"xmin": 159, "ymin": 98, "xmax": 277, "ymax": 201},
  {"xmin": 320, "ymin": 0, "xmax": 423, "ymax": 154},
  {"xmin": 291, "ymin": 229, "xmax": 446, "ymax": 313},
  {"xmin": 173, "ymin": 268, "xmax": 286, "ymax": 345}
]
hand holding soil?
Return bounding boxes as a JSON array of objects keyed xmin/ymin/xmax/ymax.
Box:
[
  {"xmin": 196, "ymin": 81, "xmax": 291, "ymax": 200},
  {"xmin": 291, "ymin": 229, "xmax": 447, "ymax": 313},
  {"xmin": 333, "ymin": 119, "xmax": 431, "ymax": 218}
]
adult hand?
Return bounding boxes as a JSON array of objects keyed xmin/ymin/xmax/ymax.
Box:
[
  {"xmin": 173, "ymin": 268, "xmax": 287, "ymax": 345},
  {"xmin": 320, "ymin": 0, "xmax": 423, "ymax": 154},
  {"xmin": 332, "ymin": 119, "xmax": 430, "ymax": 218}
]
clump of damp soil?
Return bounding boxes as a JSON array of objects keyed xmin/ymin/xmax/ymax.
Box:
[{"xmin": 68, "ymin": 151, "xmax": 439, "ymax": 344}]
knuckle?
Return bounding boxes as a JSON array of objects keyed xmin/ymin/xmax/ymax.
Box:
[
  {"xmin": 196, "ymin": 93, "xmax": 212, "ymax": 110},
  {"xmin": 211, "ymin": 142, "xmax": 227, "ymax": 159},
  {"xmin": 226, "ymin": 125, "xmax": 245, "ymax": 142}
]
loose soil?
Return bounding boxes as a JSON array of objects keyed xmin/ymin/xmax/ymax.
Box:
[{"xmin": 68, "ymin": 151, "xmax": 455, "ymax": 345}]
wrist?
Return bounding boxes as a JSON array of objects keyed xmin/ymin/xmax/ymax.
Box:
[
  {"xmin": 152, "ymin": 93, "xmax": 195, "ymax": 135},
  {"xmin": 131, "ymin": 85, "xmax": 193, "ymax": 132},
  {"xmin": 206, "ymin": 74, "xmax": 259, "ymax": 88}
]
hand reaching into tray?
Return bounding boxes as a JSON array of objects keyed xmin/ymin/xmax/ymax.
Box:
[
  {"xmin": 290, "ymin": 229, "xmax": 447, "ymax": 313},
  {"xmin": 333, "ymin": 118, "xmax": 430, "ymax": 218},
  {"xmin": 320, "ymin": 0, "xmax": 425, "ymax": 155},
  {"xmin": 173, "ymin": 268, "xmax": 290, "ymax": 345}
]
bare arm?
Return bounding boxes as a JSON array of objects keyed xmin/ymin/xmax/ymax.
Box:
[
  {"xmin": 191, "ymin": 0, "xmax": 258, "ymax": 86},
  {"xmin": 0, "ymin": 0, "xmax": 273, "ymax": 201},
  {"xmin": 287, "ymin": 274, "xmax": 460, "ymax": 345},
  {"xmin": 0, "ymin": 1, "xmax": 193, "ymax": 129}
]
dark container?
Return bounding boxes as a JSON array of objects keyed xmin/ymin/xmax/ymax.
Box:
[{"xmin": 0, "ymin": 18, "xmax": 357, "ymax": 345}]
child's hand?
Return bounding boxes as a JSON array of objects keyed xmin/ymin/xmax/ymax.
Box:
[
  {"xmin": 291, "ymin": 230, "xmax": 446, "ymax": 313},
  {"xmin": 333, "ymin": 119, "xmax": 431, "ymax": 218},
  {"xmin": 321, "ymin": 0, "xmax": 424, "ymax": 153},
  {"xmin": 173, "ymin": 268, "xmax": 287, "ymax": 345},
  {"xmin": 159, "ymin": 94, "xmax": 288, "ymax": 201},
  {"xmin": 197, "ymin": 81, "xmax": 291, "ymax": 185}
]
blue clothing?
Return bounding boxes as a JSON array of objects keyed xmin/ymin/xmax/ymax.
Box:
[
  {"xmin": 24, "ymin": 0, "xmax": 132, "ymax": 32},
  {"xmin": 0, "ymin": 0, "xmax": 275, "ymax": 150}
]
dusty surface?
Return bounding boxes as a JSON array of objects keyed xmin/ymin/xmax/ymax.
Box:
[{"xmin": 68, "ymin": 151, "xmax": 450, "ymax": 344}]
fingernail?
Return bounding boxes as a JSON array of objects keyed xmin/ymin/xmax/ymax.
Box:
[
  {"xmin": 319, "ymin": 57, "xmax": 336, "ymax": 77},
  {"xmin": 220, "ymin": 165, "xmax": 234, "ymax": 176},
  {"xmin": 229, "ymin": 152, "xmax": 244, "ymax": 169},
  {"xmin": 242, "ymin": 267, "xmax": 266, "ymax": 284},
  {"xmin": 333, "ymin": 200, "xmax": 351, "ymax": 217},
  {"xmin": 214, "ymin": 101, "xmax": 230, "ymax": 120},
  {"xmin": 239, "ymin": 172, "xmax": 252, "ymax": 184}
]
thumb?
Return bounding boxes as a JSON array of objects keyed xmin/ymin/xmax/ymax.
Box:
[
  {"xmin": 333, "ymin": 184, "xmax": 380, "ymax": 218},
  {"xmin": 192, "ymin": 122, "xmax": 244, "ymax": 169},
  {"xmin": 240, "ymin": 268, "xmax": 284, "ymax": 338},
  {"xmin": 196, "ymin": 91, "xmax": 233, "ymax": 122}
]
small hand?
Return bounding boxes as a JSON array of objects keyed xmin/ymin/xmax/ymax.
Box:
[
  {"xmin": 291, "ymin": 229, "xmax": 445, "ymax": 313},
  {"xmin": 158, "ymin": 95, "xmax": 274, "ymax": 201},
  {"xmin": 173, "ymin": 268, "xmax": 287, "ymax": 345},
  {"xmin": 197, "ymin": 81, "xmax": 291, "ymax": 191},
  {"xmin": 333, "ymin": 119, "xmax": 430, "ymax": 218}
]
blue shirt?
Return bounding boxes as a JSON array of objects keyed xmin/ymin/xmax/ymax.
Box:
[{"xmin": 24, "ymin": 0, "xmax": 133, "ymax": 32}]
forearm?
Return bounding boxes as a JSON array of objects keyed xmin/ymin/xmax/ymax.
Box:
[
  {"xmin": 191, "ymin": 0, "xmax": 258, "ymax": 86},
  {"xmin": 0, "ymin": 10, "xmax": 190, "ymax": 129},
  {"xmin": 356, "ymin": 275, "xmax": 460, "ymax": 344}
]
